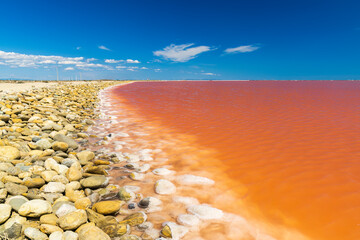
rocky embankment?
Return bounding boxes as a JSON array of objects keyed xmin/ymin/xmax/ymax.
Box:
[{"xmin": 0, "ymin": 81, "xmax": 159, "ymax": 240}]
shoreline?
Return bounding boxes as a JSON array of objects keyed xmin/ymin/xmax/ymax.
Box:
[{"xmin": 0, "ymin": 80, "xmax": 162, "ymax": 240}]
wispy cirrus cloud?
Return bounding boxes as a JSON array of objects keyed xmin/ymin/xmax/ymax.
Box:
[
  {"xmin": 64, "ymin": 67, "xmax": 74, "ymax": 71},
  {"xmin": 105, "ymin": 59, "xmax": 140, "ymax": 64},
  {"xmin": 98, "ymin": 45, "xmax": 110, "ymax": 51},
  {"xmin": 0, "ymin": 50, "xmax": 107, "ymax": 69},
  {"xmin": 224, "ymin": 44, "xmax": 260, "ymax": 54},
  {"xmin": 153, "ymin": 43, "xmax": 213, "ymax": 62}
]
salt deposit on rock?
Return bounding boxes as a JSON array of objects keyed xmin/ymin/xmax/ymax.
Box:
[
  {"xmin": 187, "ymin": 204, "xmax": 224, "ymax": 220},
  {"xmin": 155, "ymin": 179, "xmax": 176, "ymax": 195},
  {"xmin": 161, "ymin": 222, "xmax": 188, "ymax": 240},
  {"xmin": 177, "ymin": 214, "xmax": 200, "ymax": 227},
  {"xmin": 152, "ymin": 168, "xmax": 175, "ymax": 176},
  {"xmin": 176, "ymin": 174, "xmax": 215, "ymax": 186},
  {"xmin": 173, "ymin": 196, "xmax": 200, "ymax": 206}
]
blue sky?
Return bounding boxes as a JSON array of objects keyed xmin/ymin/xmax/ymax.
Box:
[{"xmin": 0, "ymin": 0, "xmax": 359, "ymax": 80}]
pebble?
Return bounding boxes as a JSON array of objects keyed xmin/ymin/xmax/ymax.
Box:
[
  {"xmin": 24, "ymin": 227, "xmax": 48, "ymax": 240},
  {"xmin": 155, "ymin": 179, "xmax": 176, "ymax": 195},
  {"xmin": 0, "ymin": 204, "xmax": 12, "ymax": 223},
  {"xmin": 187, "ymin": 204, "xmax": 224, "ymax": 220},
  {"xmin": 176, "ymin": 174, "xmax": 215, "ymax": 186},
  {"xmin": 58, "ymin": 209, "xmax": 88, "ymax": 230},
  {"xmin": 152, "ymin": 168, "xmax": 175, "ymax": 176},
  {"xmin": 18, "ymin": 199, "xmax": 52, "ymax": 217}
]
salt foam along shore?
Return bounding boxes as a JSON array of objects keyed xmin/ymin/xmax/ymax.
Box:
[{"xmin": 93, "ymin": 83, "xmax": 284, "ymax": 240}]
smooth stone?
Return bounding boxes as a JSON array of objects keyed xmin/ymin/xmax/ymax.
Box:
[
  {"xmin": 0, "ymin": 146, "xmax": 20, "ymax": 161},
  {"xmin": 36, "ymin": 139, "xmax": 52, "ymax": 150},
  {"xmin": 53, "ymin": 134, "xmax": 78, "ymax": 149},
  {"xmin": 80, "ymin": 175, "xmax": 108, "ymax": 189},
  {"xmin": 49, "ymin": 231, "xmax": 63, "ymax": 240},
  {"xmin": 138, "ymin": 197, "xmax": 162, "ymax": 213},
  {"xmin": 40, "ymin": 224, "xmax": 64, "ymax": 234},
  {"xmin": 155, "ymin": 179, "xmax": 176, "ymax": 195},
  {"xmin": 92, "ymin": 200, "xmax": 124, "ymax": 215},
  {"xmin": 8, "ymin": 196, "xmax": 28, "ymax": 212},
  {"xmin": 5, "ymin": 182, "xmax": 28, "ymax": 195},
  {"xmin": 63, "ymin": 231, "xmax": 78, "ymax": 240},
  {"xmin": 119, "ymin": 211, "xmax": 147, "ymax": 226},
  {"xmin": 161, "ymin": 222, "xmax": 188, "ymax": 240},
  {"xmin": 176, "ymin": 174, "xmax": 215, "ymax": 186},
  {"xmin": 18, "ymin": 199, "xmax": 52, "ymax": 217},
  {"xmin": 23, "ymin": 178, "xmax": 46, "ymax": 188},
  {"xmin": 177, "ymin": 214, "xmax": 200, "ymax": 226},
  {"xmin": 41, "ymin": 171, "xmax": 58, "ymax": 182},
  {"xmin": 152, "ymin": 168, "xmax": 175, "ymax": 176},
  {"xmin": 119, "ymin": 235, "xmax": 141, "ymax": 240},
  {"xmin": 117, "ymin": 188, "xmax": 135, "ymax": 202},
  {"xmin": 97, "ymin": 216, "xmax": 128, "ymax": 238},
  {"xmin": 66, "ymin": 162, "xmax": 82, "ymax": 182},
  {"xmin": 53, "ymin": 201, "xmax": 77, "ymax": 218},
  {"xmin": 40, "ymin": 214, "xmax": 58, "ymax": 225},
  {"xmin": 172, "ymin": 196, "xmax": 200, "ymax": 206},
  {"xmin": 187, "ymin": 204, "xmax": 224, "ymax": 220},
  {"xmin": 75, "ymin": 197, "xmax": 91, "ymax": 210},
  {"xmin": 24, "ymin": 227, "xmax": 48, "ymax": 240},
  {"xmin": 129, "ymin": 172, "xmax": 145, "ymax": 181},
  {"xmin": 76, "ymin": 151, "xmax": 95, "ymax": 165},
  {"xmin": 52, "ymin": 141, "xmax": 69, "ymax": 152},
  {"xmin": 0, "ymin": 204, "xmax": 12, "ymax": 224},
  {"xmin": 43, "ymin": 182, "xmax": 66, "ymax": 193},
  {"xmin": 4, "ymin": 222, "xmax": 22, "ymax": 239},
  {"xmin": 78, "ymin": 225, "xmax": 111, "ymax": 240},
  {"xmin": 58, "ymin": 209, "xmax": 87, "ymax": 230}
]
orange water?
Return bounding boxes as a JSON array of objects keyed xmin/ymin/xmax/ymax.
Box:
[{"xmin": 111, "ymin": 81, "xmax": 360, "ymax": 240}]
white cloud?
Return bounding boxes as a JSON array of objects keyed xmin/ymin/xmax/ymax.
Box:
[
  {"xmin": 65, "ymin": 67, "xmax": 74, "ymax": 71},
  {"xmin": 116, "ymin": 65, "xmax": 127, "ymax": 69},
  {"xmin": 105, "ymin": 59, "xmax": 122, "ymax": 63},
  {"xmin": 224, "ymin": 45, "xmax": 260, "ymax": 54},
  {"xmin": 106, "ymin": 59, "xmax": 140, "ymax": 64},
  {"xmin": 202, "ymin": 72, "xmax": 216, "ymax": 76},
  {"xmin": 98, "ymin": 45, "xmax": 110, "ymax": 51},
  {"xmin": 76, "ymin": 47, "xmax": 81, "ymax": 50},
  {"xmin": 126, "ymin": 59, "xmax": 140, "ymax": 63},
  {"xmin": 0, "ymin": 50, "xmax": 108, "ymax": 69},
  {"xmin": 153, "ymin": 43, "xmax": 212, "ymax": 62},
  {"xmin": 140, "ymin": 67, "xmax": 148, "ymax": 69},
  {"xmin": 87, "ymin": 58, "xmax": 97, "ymax": 62}
]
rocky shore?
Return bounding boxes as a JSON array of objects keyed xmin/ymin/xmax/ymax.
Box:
[{"xmin": 0, "ymin": 81, "xmax": 226, "ymax": 240}]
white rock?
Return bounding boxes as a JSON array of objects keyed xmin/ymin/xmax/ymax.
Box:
[
  {"xmin": 4, "ymin": 214, "xmax": 26, "ymax": 229},
  {"xmin": 19, "ymin": 200, "xmax": 52, "ymax": 217},
  {"xmin": 176, "ymin": 174, "xmax": 215, "ymax": 186},
  {"xmin": 173, "ymin": 196, "xmax": 200, "ymax": 206},
  {"xmin": 137, "ymin": 164, "xmax": 150, "ymax": 173},
  {"xmin": 55, "ymin": 203, "xmax": 77, "ymax": 218},
  {"xmin": 152, "ymin": 168, "xmax": 175, "ymax": 176},
  {"xmin": 124, "ymin": 185, "xmax": 141, "ymax": 193},
  {"xmin": 177, "ymin": 214, "xmax": 200, "ymax": 227},
  {"xmin": 24, "ymin": 227, "xmax": 48, "ymax": 240},
  {"xmin": 187, "ymin": 204, "xmax": 223, "ymax": 220},
  {"xmin": 0, "ymin": 204, "xmax": 11, "ymax": 224},
  {"xmin": 162, "ymin": 222, "xmax": 188, "ymax": 240},
  {"xmin": 129, "ymin": 172, "xmax": 145, "ymax": 181},
  {"xmin": 63, "ymin": 231, "xmax": 78, "ymax": 240},
  {"xmin": 43, "ymin": 182, "xmax": 66, "ymax": 193},
  {"xmin": 49, "ymin": 231, "xmax": 63, "ymax": 240},
  {"xmin": 155, "ymin": 179, "xmax": 176, "ymax": 195},
  {"xmin": 140, "ymin": 154, "xmax": 153, "ymax": 161}
]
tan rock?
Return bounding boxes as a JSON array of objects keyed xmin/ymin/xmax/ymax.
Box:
[
  {"xmin": 58, "ymin": 209, "xmax": 87, "ymax": 230},
  {"xmin": 75, "ymin": 197, "xmax": 91, "ymax": 210},
  {"xmin": 40, "ymin": 224, "xmax": 63, "ymax": 234},
  {"xmin": 0, "ymin": 146, "xmax": 20, "ymax": 161},
  {"xmin": 92, "ymin": 200, "xmax": 124, "ymax": 215},
  {"xmin": 52, "ymin": 141, "xmax": 69, "ymax": 152},
  {"xmin": 40, "ymin": 214, "xmax": 58, "ymax": 225},
  {"xmin": 23, "ymin": 178, "xmax": 45, "ymax": 188},
  {"xmin": 76, "ymin": 151, "xmax": 95, "ymax": 165},
  {"xmin": 66, "ymin": 162, "xmax": 82, "ymax": 182},
  {"xmin": 78, "ymin": 225, "xmax": 111, "ymax": 240}
]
